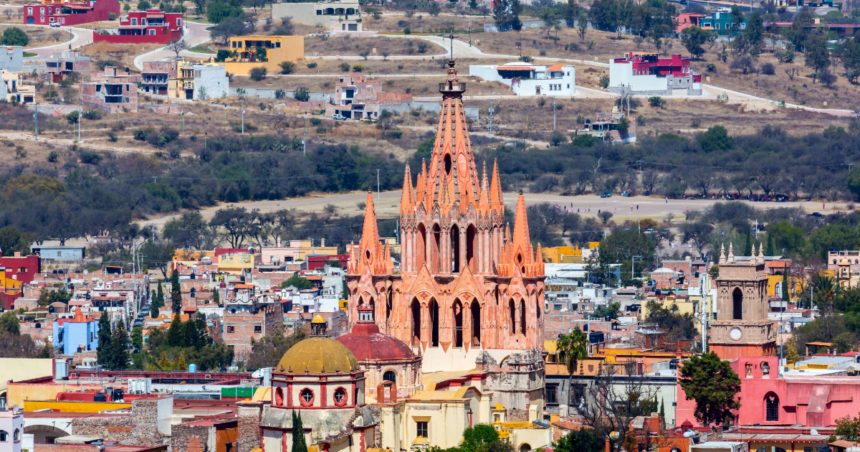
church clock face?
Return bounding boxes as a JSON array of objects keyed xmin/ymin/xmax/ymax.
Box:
[{"xmin": 730, "ymin": 328, "xmax": 743, "ymax": 340}]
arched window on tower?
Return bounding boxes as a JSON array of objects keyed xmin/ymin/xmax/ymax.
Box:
[
  {"xmin": 432, "ymin": 224, "xmax": 442, "ymax": 273},
  {"xmin": 733, "ymin": 288, "xmax": 743, "ymax": 320},
  {"xmin": 466, "ymin": 224, "xmax": 477, "ymax": 271},
  {"xmin": 453, "ymin": 299, "xmax": 464, "ymax": 348},
  {"xmin": 417, "ymin": 224, "xmax": 427, "ymax": 269},
  {"xmin": 519, "ymin": 299, "xmax": 526, "ymax": 336},
  {"xmin": 430, "ymin": 299, "xmax": 440, "ymax": 347},
  {"xmin": 765, "ymin": 393, "xmax": 779, "ymax": 422},
  {"xmin": 275, "ymin": 387, "xmax": 284, "ymax": 406},
  {"xmin": 509, "ymin": 299, "xmax": 516, "ymax": 335},
  {"xmin": 471, "ymin": 302, "xmax": 481, "ymax": 346},
  {"xmin": 451, "ymin": 224, "xmax": 461, "ymax": 273},
  {"xmin": 411, "ymin": 298, "xmax": 422, "ymax": 347}
]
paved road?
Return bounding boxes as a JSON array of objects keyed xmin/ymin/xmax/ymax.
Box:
[
  {"xmin": 138, "ymin": 191, "xmax": 845, "ymax": 229},
  {"xmin": 22, "ymin": 25, "xmax": 93, "ymax": 62},
  {"xmin": 133, "ymin": 20, "xmax": 213, "ymax": 70}
]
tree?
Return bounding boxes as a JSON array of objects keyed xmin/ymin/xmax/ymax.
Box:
[
  {"xmin": 171, "ymin": 269, "xmax": 182, "ymax": 314},
  {"xmin": 805, "ymin": 34, "xmax": 830, "ymax": 83},
  {"xmin": 577, "ymin": 11, "xmax": 588, "ymax": 41},
  {"xmin": 207, "ymin": 1, "xmax": 242, "ymax": 23},
  {"xmin": 598, "ymin": 211, "xmax": 614, "ymax": 225},
  {"xmin": 209, "ymin": 16, "xmax": 253, "ymax": 44},
  {"xmin": 833, "ymin": 415, "xmax": 860, "ymax": 442},
  {"xmin": 168, "ymin": 39, "xmax": 187, "ymax": 61},
  {"xmin": 132, "ymin": 326, "xmax": 143, "ymax": 350},
  {"xmin": 167, "ymin": 314, "xmax": 184, "ymax": 347},
  {"xmin": 681, "ymin": 222, "xmax": 713, "ymax": 258},
  {"xmin": 745, "ymin": 12, "xmax": 764, "ymax": 50},
  {"xmin": 678, "ymin": 352, "xmax": 741, "ymax": 425},
  {"xmin": 292, "ymin": 411, "xmax": 308, "ymax": 452},
  {"xmin": 213, "ymin": 288, "xmax": 221, "ymax": 306},
  {"xmin": 680, "ymin": 26, "xmax": 709, "ymax": 59},
  {"xmin": 247, "ymin": 325, "xmax": 305, "ymax": 369},
  {"xmin": 191, "ymin": 0, "xmax": 207, "ymax": 17},
  {"xmin": 293, "ymin": 87, "xmax": 310, "ymax": 102},
  {"xmin": 97, "ymin": 314, "xmax": 114, "ymax": 367},
  {"xmin": 556, "ymin": 328, "xmax": 588, "ymax": 374},
  {"xmin": 141, "ymin": 240, "xmax": 176, "ymax": 277},
  {"xmin": 163, "ymin": 211, "xmax": 210, "ymax": 250},
  {"xmin": 111, "ymin": 319, "xmax": 129, "ymax": 370},
  {"xmin": 493, "ymin": 0, "xmax": 522, "ymax": 31},
  {"xmin": 0, "ymin": 311, "xmax": 20, "ymax": 334},
  {"xmin": 282, "ymin": 273, "xmax": 313, "ymax": 290},
  {"xmin": 0, "ymin": 227, "xmax": 34, "ymax": 256},
  {"xmin": 554, "ymin": 429, "xmax": 603, "ymax": 452},
  {"xmin": 786, "ymin": 337, "xmax": 799, "ymax": 365},
  {"xmin": 599, "ymin": 229, "xmax": 656, "ymax": 281},
  {"xmin": 1, "ymin": 27, "xmax": 29, "ymax": 46},
  {"xmin": 210, "ymin": 206, "xmax": 257, "ymax": 248},
  {"xmin": 782, "ymin": 269, "xmax": 790, "ymax": 301},
  {"xmin": 250, "ymin": 66, "xmax": 268, "ymax": 81},
  {"xmin": 461, "ymin": 425, "xmax": 499, "ymax": 452},
  {"xmin": 698, "ymin": 125, "xmax": 733, "ymax": 153},
  {"xmin": 538, "ymin": 7, "xmax": 561, "ymax": 39}
]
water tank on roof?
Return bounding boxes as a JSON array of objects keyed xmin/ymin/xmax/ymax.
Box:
[
  {"xmin": 112, "ymin": 388, "xmax": 124, "ymax": 401},
  {"xmin": 189, "ymin": 363, "xmax": 197, "ymax": 372},
  {"xmin": 93, "ymin": 393, "xmax": 107, "ymax": 402}
]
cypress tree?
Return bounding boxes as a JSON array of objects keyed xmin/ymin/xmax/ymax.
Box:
[
  {"xmin": 96, "ymin": 313, "xmax": 114, "ymax": 366},
  {"xmin": 171, "ymin": 269, "xmax": 181, "ymax": 314},
  {"xmin": 292, "ymin": 411, "xmax": 308, "ymax": 452},
  {"xmin": 157, "ymin": 281, "xmax": 165, "ymax": 305},
  {"xmin": 150, "ymin": 295, "xmax": 160, "ymax": 319},
  {"xmin": 659, "ymin": 398, "xmax": 665, "ymax": 419},
  {"xmin": 167, "ymin": 314, "xmax": 184, "ymax": 347},
  {"xmin": 112, "ymin": 319, "xmax": 129, "ymax": 370},
  {"xmin": 782, "ymin": 269, "xmax": 790, "ymax": 301},
  {"xmin": 213, "ymin": 288, "xmax": 220, "ymax": 306},
  {"xmin": 743, "ymin": 232, "xmax": 752, "ymax": 257},
  {"xmin": 766, "ymin": 233, "xmax": 774, "ymax": 257}
]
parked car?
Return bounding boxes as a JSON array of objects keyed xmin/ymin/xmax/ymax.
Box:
[
  {"xmin": 50, "ymin": 22, "xmax": 61, "ymax": 27},
  {"xmin": 332, "ymin": 114, "xmax": 347, "ymax": 120},
  {"xmin": 601, "ymin": 191, "xmax": 612, "ymax": 198},
  {"xmin": 809, "ymin": 212, "xmax": 825, "ymax": 218}
]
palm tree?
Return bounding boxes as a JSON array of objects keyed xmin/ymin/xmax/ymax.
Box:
[{"xmin": 556, "ymin": 327, "xmax": 589, "ymax": 374}]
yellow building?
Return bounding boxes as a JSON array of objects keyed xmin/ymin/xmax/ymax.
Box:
[
  {"xmin": 542, "ymin": 246, "xmax": 583, "ymax": 263},
  {"xmin": 218, "ymin": 252, "xmax": 260, "ymax": 274},
  {"xmin": 2, "ymin": 70, "xmax": 35, "ymax": 104},
  {"xmin": 0, "ymin": 358, "xmax": 53, "ymax": 403},
  {"xmin": 493, "ymin": 420, "xmax": 552, "ymax": 452},
  {"xmin": 23, "ymin": 400, "xmax": 132, "ymax": 412},
  {"xmin": 641, "ymin": 295, "xmax": 698, "ymax": 328},
  {"xmin": 218, "ymin": 35, "xmax": 304, "ymax": 75}
]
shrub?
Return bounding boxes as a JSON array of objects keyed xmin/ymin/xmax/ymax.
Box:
[
  {"xmin": 599, "ymin": 75, "xmax": 610, "ymax": 88},
  {"xmin": 274, "ymin": 89, "xmax": 286, "ymax": 99},
  {"xmin": 352, "ymin": 64, "xmax": 364, "ymax": 72},
  {"xmin": 385, "ymin": 130, "xmax": 403, "ymax": 139},
  {"xmin": 249, "ymin": 66, "xmax": 268, "ymax": 81},
  {"xmin": 706, "ymin": 63, "xmax": 716, "ymax": 72},
  {"xmin": 648, "ymin": 96, "xmax": 665, "ymax": 108},
  {"xmin": 339, "ymin": 62, "xmax": 351, "ymax": 72},
  {"xmin": 79, "ymin": 150, "xmax": 102, "ymax": 165},
  {"xmin": 690, "ymin": 119, "xmax": 701, "ymax": 128},
  {"xmin": 108, "ymin": 12, "xmax": 117, "ymax": 20},
  {"xmin": 316, "ymin": 127, "xmax": 327, "ymax": 133},
  {"xmin": 404, "ymin": 27, "xmax": 411, "ymax": 34},
  {"xmin": 215, "ymin": 50, "xmax": 231, "ymax": 62},
  {"xmin": 417, "ymin": 42, "xmax": 427, "ymax": 53},
  {"xmin": 761, "ymin": 63, "xmax": 775, "ymax": 75},
  {"xmin": 293, "ymin": 86, "xmax": 310, "ymax": 102},
  {"xmin": 775, "ymin": 49, "xmax": 795, "ymax": 63},
  {"xmin": 307, "ymin": 61, "xmax": 318, "ymax": 68},
  {"xmin": 107, "ymin": 131, "xmax": 118, "ymax": 142},
  {"xmin": 47, "ymin": 150, "xmax": 60, "ymax": 163},
  {"xmin": 1, "ymin": 27, "xmax": 29, "ymax": 47},
  {"xmin": 278, "ymin": 61, "xmax": 296, "ymax": 74},
  {"xmin": 310, "ymin": 118, "xmax": 322, "ymax": 126},
  {"xmin": 636, "ymin": 115, "xmax": 646, "ymax": 126},
  {"xmin": 133, "ymin": 129, "xmax": 147, "ymax": 141},
  {"xmin": 83, "ymin": 110, "xmax": 102, "ymax": 120}
]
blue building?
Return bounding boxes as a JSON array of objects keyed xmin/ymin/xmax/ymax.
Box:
[
  {"xmin": 696, "ymin": 9, "xmax": 748, "ymax": 36},
  {"xmin": 53, "ymin": 308, "xmax": 100, "ymax": 356},
  {"xmin": 31, "ymin": 246, "xmax": 86, "ymax": 261}
]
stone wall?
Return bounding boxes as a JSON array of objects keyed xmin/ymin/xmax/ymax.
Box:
[
  {"xmin": 476, "ymin": 349, "xmax": 545, "ymax": 421},
  {"xmin": 72, "ymin": 398, "xmax": 167, "ymax": 447},
  {"xmin": 171, "ymin": 423, "xmax": 209, "ymax": 452},
  {"xmin": 237, "ymin": 402, "xmax": 263, "ymax": 452}
]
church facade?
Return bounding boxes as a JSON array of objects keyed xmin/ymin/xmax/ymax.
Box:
[{"xmin": 346, "ymin": 61, "xmax": 547, "ymax": 373}]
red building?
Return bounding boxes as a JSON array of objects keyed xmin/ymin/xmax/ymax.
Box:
[
  {"xmin": 93, "ymin": 9, "xmax": 183, "ymax": 44},
  {"xmin": 23, "ymin": 0, "xmax": 119, "ymax": 26},
  {"xmin": 0, "ymin": 252, "xmax": 41, "ymax": 285},
  {"xmin": 305, "ymin": 254, "xmax": 348, "ymax": 271}
]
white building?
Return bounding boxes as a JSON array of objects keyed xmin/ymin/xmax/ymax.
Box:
[
  {"xmin": 608, "ymin": 52, "xmax": 702, "ymax": 96},
  {"xmin": 469, "ymin": 62, "xmax": 575, "ymax": 96},
  {"xmin": 0, "ymin": 404, "xmax": 23, "ymax": 452}
]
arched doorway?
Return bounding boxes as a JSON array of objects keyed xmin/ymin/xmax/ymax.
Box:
[
  {"xmin": 411, "ymin": 298, "xmax": 422, "ymax": 346},
  {"xmin": 519, "ymin": 444, "xmax": 532, "ymax": 452},
  {"xmin": 24, "ymin": 425, "xmax": 70, "ymax": 444},
  {"xmin": 451, "ymin": 224, "xmax": 461, "ymax": 273},
  {"xmin": 470, "ymin": 302, "xmax": 481, "ymax": 346},
  {"xmin": 765, "ymin": 392, "xmax": 779, "ymax": 422},
  {"xmin": 383, "ymin": 370, "xmax": 396, "ymax": 383},
  {"xmin": 519, "ymin": 299, "xmax": 526, "ymax": 335},
  {"xmin": 733, "ymin": 287, "xmax": 743, "ymax": 320},
  {"xmin": 430, "ymin": 299, "xmax": 440, "ymax": 347},
  {"xmin": 453, "ymin": 299, "xmax": 464, "ymax": 348},
  {"xmin": 466, "ymin": 224, "xmax": 477, "ymax": 271},
  {"xmin": 509, "ymin": 299, "xmax": 516, "ymax": 335}
]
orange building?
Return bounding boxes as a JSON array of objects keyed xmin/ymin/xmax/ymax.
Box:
[{"xmin": 346, "ymin": 61, "xmax": 546, "ymax": 373}]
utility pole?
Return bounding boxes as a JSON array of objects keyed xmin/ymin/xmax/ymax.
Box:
[
  {"xmin": 700, "ymin": 272, "xmax": 708, "ymax": 353},
  {"xmin": 631, "ymin": 255, "xmax": 641, "ymax": 282},
  {"xmin": 552, "ymin": 97, "xmax": 556, "ymax": 131},
  {"xmin": 181, "ymin": 106, "xmax": 185, "ymax": 134},
  {"xmin": 303, "ymin": 116, "xmax": 308, "ymax": 156},
  {"xmin": 488, "ymin": 101, "xmax": 494, "ymax": 134},
  {"xmin": 377, "ymin": 169, "xmax": 380, "ymax": 204},
  {"xmin": 77, "ymin": 106, "xmax": 81, "ymax": 142},
  {"xmin": 754, "ymin": 219, "xmax": 759, "ymax": 240},
  {"xmin": 241, "ymin": 99, "xmax": 245, "ymax": 135},
  {"xmin": 33, "ymin": 103, "xmax": 38, "ymax": 140}
]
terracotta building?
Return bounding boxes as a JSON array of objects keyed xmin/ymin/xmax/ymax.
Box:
[{"xmin": 345, "ymin": 61, "xmax": 546, "ymax": 373}]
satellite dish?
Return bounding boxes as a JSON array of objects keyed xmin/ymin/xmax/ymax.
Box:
[
  {"xmin": 84, "ymin": 269, "xmax": 88, "ymax": 274},
  {"xmin": 811, "ymin": 429, "xmax": 818, "ymax": 435},
  {"xmin": 683, "ymin": 430, "xmax": 695, "ymax": 438}
]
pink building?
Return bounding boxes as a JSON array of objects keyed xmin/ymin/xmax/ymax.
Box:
[
  {"xmin": 23, "ymin": 0, "xmax": 119, "ymax": 26},
  {"xmin": 326, "ymin": 75, "xmax": 412, "ymax": 120},
  {"xmin": 677, "ymin": 355, "xmax": 860, "ymax": 427},
  {"xmin": 93, "ymin": 9, "xmax": 183, "ymax": 44}
]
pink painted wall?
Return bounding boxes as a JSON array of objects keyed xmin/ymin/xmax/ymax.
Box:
[{"xmin": 676, "ymin": 355, "xmax": 860, "ymax": 427}]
